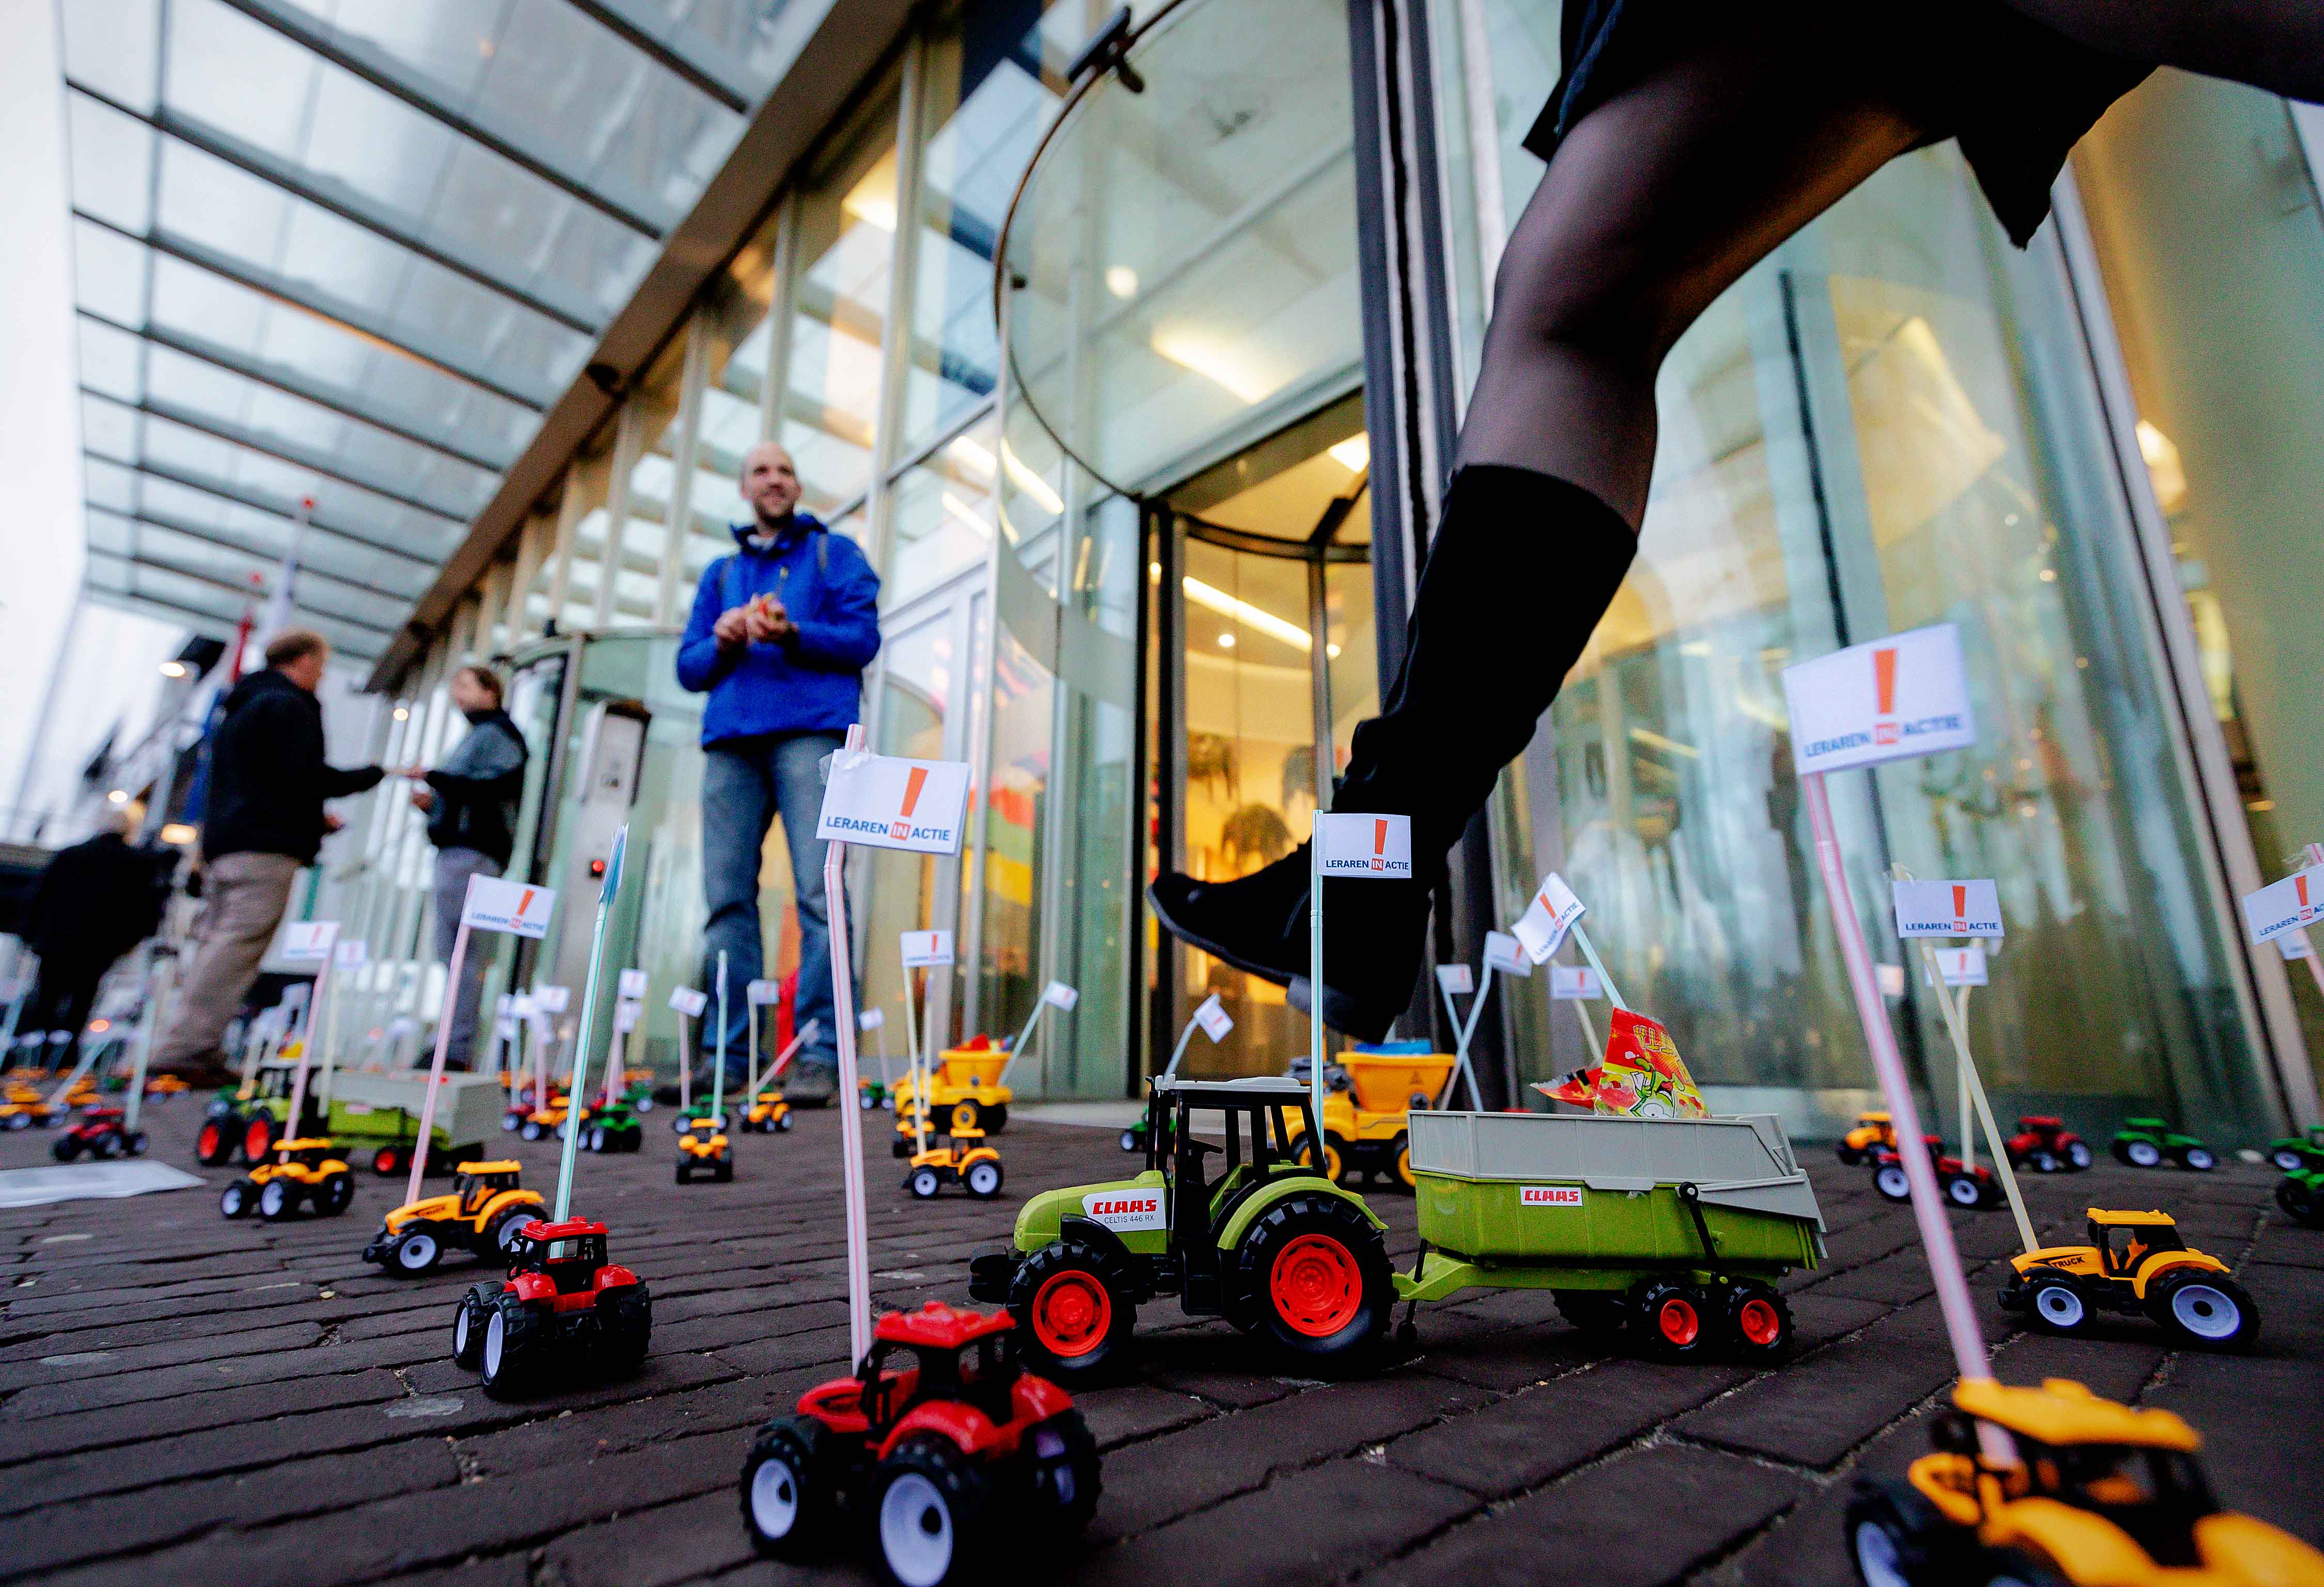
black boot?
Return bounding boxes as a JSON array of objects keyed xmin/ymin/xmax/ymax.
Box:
[{"xmin": 1149, "ymin": 465, "xmax": 1636, "ymax": 1040}]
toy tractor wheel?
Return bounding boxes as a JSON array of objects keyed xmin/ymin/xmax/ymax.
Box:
[
  {"xmin": 123, "ymin": 1131, "xmax": 147, "ymax": 1157},
  {"xmin": 371, "ymin": 1146, "xmax": 402, "ymax": 1176},
  {"xmin": 2176, "ymin": 1144, "xmax": 2217, "ymax": 1172},
  {"xmin": 964, "ymin": 1159, "xmax": 1002, "ymax": 1199},
  {"xmin": 258, "ymin": 1179, "xmax": 300, "ymax": 1221},
  {"xmin": 315, "ymin": 1171, "xmax": 354, "ymax": 1217},
  {"xmin": 908, "ymin": 1167, "xmax": 943, "ymax": 1199},
  {"xmin": 2278, "ymin": 1177, "xmax": 2324, "ymax": 1228},
  {"xmin": 1010, "ymin": 1244, "xmax": 1134, "ymax": 1378},
  {"xmin": 478, "ymin": 1295, "xmax": 541, "ymax": 1400},
  {"xmin": 741, "ymin": 1416, "xmax": 834, "ymax": 1560},
  {"xmin": 859, "ymin": 1089, "xmax": 876, "ymax": 1110},
  {"xmin": 1721, "ymin": 1280, "xmax": 1794, "ymax": 1363},
  {"xmin": 2063, "ymin": 1140, "xmax": 2092, "ymax": 1171},
  {"xmin": 2146, "ymin": 1272, "xmax": 2256, "ymax": 1349},
  {"xmin": 1025, "ymin": 1407, "xmax": 1102, "ymax": 1533},
  {"xmin": 1845, "ymin": 1480, "xmax": 1962, "ymax": 1587},
  {"xmin": 2121, "ymin": 1138, "xmax": 2162, "ymax": 1168},
  {"xmin": 1942, "ymin": 1172, "xmax": 1985, "ymax": 1209},
  {"xmin": 520, "ymin": 1120, "xmax": 544, "ymax": 1142},
  {"xmin": 394, "ymin": 1230, "xmax": 443, "ymax": 1274},
  {"xmin": 501, "ymin": 1113, "xmax": 521, "ymax": 1133},
  {"xmin": 1554, "ymin": 1290, "xmax": 1627, "ymax": 1335},
  {"xmin": 2026, "ymin": 1150, "xmax": 2058, "ymax": 1173},
  {"xmin": 774, "ymin": 1111, "xmax": 794, "ymax": 1133},
  {"xmin": 451, "ymin": 1283, "xmax": 497, "ymax": 1369},
  {"xmin": 675, "ymin": 1162, "xmax": 691, "ymax": 1185},
  {"xmin": 1390, "ymin": 1132, "xmax": 1415, "ymax": 1191},
  {"xmin": 2273, "ymin": 1148, "xmax": 2308, "ymax": 1173},
  {"xmin": 715, "ymin": 1159, "xmax": 734, "ymax": 1183},
  {"xmin": 1834, "ymin": 1141, "xmax": 1866, "ymax": 1167},
  {"xmin": 1872, "ymin": 1163, "xmax": 1912, "ymax": 1202},
  {"xmin": 600, "ymin": 1284, "xmax": 653, "ymax": 1373},
  {"xmin": 2, "ymin": 1113, "xmax": 26, "ymax": 1132},
  {"xmin": 1119, "ymin": 1129, "xmax": 1139, "ymax": 1153},
  {"xmin": 242, "ymin": 1116, "xmax": 276, "ymax": 1164},
  {"xmin": 218, "ymin": 1179, "xmax": 257, "ymax": 1218},
  {"xmin": 950, "ymin": 1102, "xmax": 980, "ymax": 1134},
  {"xmin": 1633, "ymin": 1279, "xmax": 1716, "ymax": 1361},
  {"xmin": 488, "ymin": 1208, "xmax": 535, "ymax": 1255},
  {"xmin": 1237, "ymin": 1195, "xmax": 1391, "ymax": 1371},
  {"xmin": 52, "ymin": 1135, "xmax": 82, "ymax": 1163},
  {"xmin": 2023, "ymin": 1275, "xmax": 2090, "ymax": 1335},
  {"xmin": 872, "ymin": 1435, "xmax": 992, "ymax": 1587},
  {"xmin": 196, "ymin": 1116, "xmax": 237, "ymax": 1165}
]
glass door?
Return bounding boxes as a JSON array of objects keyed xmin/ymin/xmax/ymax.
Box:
[{"xmin": 1155, "ymin": 396, "xmax": 1373, "ymax": 1077}]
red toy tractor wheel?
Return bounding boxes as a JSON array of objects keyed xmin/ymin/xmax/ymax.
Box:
[
  {"xmin": 1635, "ymin": 1279, "xmax": 1715, "ymax": 1360},
  {"xmin": 1012, "ymin": 1246, "xmax": 1133, "ymax": 1377},
  {"xmin": 196, "ymin": 1118, "xmax": 235, "ymax": 1165},
  {"xmin": 1722, "ymin": 1280, "xmax": 1794, "ymax": 1362},
  {"xmin": 1235, "ymin": 1196, "xmax": 1391, "ymax": 1369},
  {"xmin": 242, "ymin": 1116, "xmax": 276, "ymax": 1164},
  {"xmin": 372, "ymin": 1145, "xmax": 402, "ymax": 1176}
]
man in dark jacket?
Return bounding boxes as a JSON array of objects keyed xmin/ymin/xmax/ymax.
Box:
[
  {"xmin": 677, "ymin": 442, "xmax": 880, "ymax": 1102},
  {"xmin": 21, "ymin": 811, "xmax": 170, "ymax": 1073},
  {"xmin": 396, "ymin": 664, "xmax": 527, "ymax": 1071},
  {"xmin": 153, "ymin": 629, "xmax": 383, "ymax": 1083}
]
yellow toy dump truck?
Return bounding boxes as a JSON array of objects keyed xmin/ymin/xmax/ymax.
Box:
[
  {"xmin": 891, "ymin": 1034, "xmax": 1013, "ymax": 1134},
  {"xmin": 1846, "ymin": 1376, "xmax": 2324, "ymax": 1585},
  {"xmin": 1998, "ymin": 1207, "xmax": 2258, "ymax": 1349},
  {"xmin": 362, "ymin": 1160, "xmax": 545, "ymax": 1275},
  {"xmin": 1283, "ymin": 1043, "xmax": 1457, "ymax": 1189}
]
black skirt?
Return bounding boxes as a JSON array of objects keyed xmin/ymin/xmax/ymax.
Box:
[{"xmin": 1521, "ymin": 0, "xmax": 2151, "ymax": 247}]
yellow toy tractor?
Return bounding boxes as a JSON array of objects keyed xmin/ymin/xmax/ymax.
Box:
[
  {"xmin": 519, "ymin": 1094, "xmax": 585, "ymax": 1143},
  {"xmin": 1835, "ymin": 1110, "xmax": 1895, "ymax": 1166},
  {"xmin": 361, "ymin": 1160, "xmax": 545, "ymax": 1275},
  {"xmin": 1998, "ymin": 1208, "xmax": 2257, "ymax": 1350},
  {"xmin": 1846, "ymin": 1376, "xmax": 2324, "ymax": 1585},
  {"xmin": 904, "ymin": 1121, "xmax": 1004, "ymax": 1200},
  {"xmin": 742, "ymin": 1088, "xmax": 794, "ymax": 1134},
  {"xmin": 0, "ymin": 1083, "xmax": 58, "ymax": 1130},
  {"xmin": 219, "ymin": 1138, "xmax": 355, "ymax": 1221},
  {"xmin": 891, "ymin": 1034, "xmax": 1014, "ymax": 1134},
  {"xmin": 1282, "ymin": 1044, "xmax": 1456, "ymax": 1190},
  {"xmin": 676, "ymin": 1115, "xmax": 733, "ymax": 1183}
]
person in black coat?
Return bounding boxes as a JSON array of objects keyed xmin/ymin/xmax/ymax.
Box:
[
  {"xmin": 19, "ymin": 813, "xmax": 170, "ymax": 1073},
  {"xmin": 1150, "ymin": 0, "xmax": 2324, "ymax": 1039},
  {"xmin": 152, "ymin": 629, "xmax": 383, "ymax": 1085},
  {"xmin": 395, "ymin": 665, "xmax": 528, "ymax": 1071}
]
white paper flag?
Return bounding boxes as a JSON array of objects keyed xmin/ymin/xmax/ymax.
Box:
[
  {"xmin": 1191, "ymin": 993, "xmax": 1233, "ymax": 1042},
  {"xmin": 531, "ymin": 984, "xmax": 571, "ymax": 1014},
  {"xmin": 2241, "ymin": 866, "xmax": 2324, "ymax": 946},
  {"xmin": 1930, "ymin": 945, "xmax": 1989, "ymax": 986},
  {"xmin": 280, "ymin": 920, "xmax": 339, "ymax": 962},
  {"xmin": 1315, "ymin": 812, "xmax": 1414, "ymax": 879},
  {"xmin": 668, "ymin": 987, "xmax": 709, "ymax": 1017},
  {"xmin": 461, "ymin": 876, "xmax": 556, "ymax": 938},
  {"xmin": 1549, "ymin": 965, "xmax": 1603, "ymax": 1001},
  {"xmin": 614, "ymin": 999, "xmax": 641, "ymax": 1033},
  {"xmin": 1893, "ymin": 879, "xmax": 2003, "ymax": 938},
  {"xmin": 332, "ymin": 938, "xmax": 368, "ymax": 969},
  {"xmin": 617, "ymin": 968, "xmax": 649, "ymax": 1000},
  {"xmin": 1483, "ymin": 930, "xmax": 1532, "ymax": 977},
  {"xmin": 1512, "ymin": 873, "xmax": 1585, "ymax": 963},
  {"xmin": 1782, "ymin": 623, "xmax": 1977, "ymax": 775},
  {"xmin": 900, "ymin": 930, "xmax": 954, "ymax": 968},
  {"xmin": 1435, "ymin": 963, "xmax": 1474, "ymax": 996},
  {"xmin": 746, "ymin": 978, "xmax": 782, "ymax": 1006},
  {"xmin": 2279, "ymin": 932, "xmax": 2312, "ymax": 961},
  {"xmin": 1042, "ymin": 980, "xmax": 1080, "ymax": 1010},
  {"xmin": 817, "ymin": 750, "xmax": 972, "ymax": 855},
  {"xmin": 858, "ymin": 1008, "xmax": 886, "ymax": 1031}
]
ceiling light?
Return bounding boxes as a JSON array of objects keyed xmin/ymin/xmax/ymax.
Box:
[
  {"xmin": 1105, "ymin": 265, "xmax": 1139, "ymax": 298},
  {"xmin": 1150, "ymin": 328, "xmax": 1284, "ymax": 405},
  {"xmin": 1327, "ymin": 435, "xmax": 1369, "ymax": 473},
  {"xmin": 159, "ymin": 659, "xmax": 188, "ymax": 678},
  {"xmin": 1217, "ymin": 633, "xmax": 1235, "ymax": 648},
  {"xmin": 392, "ymin": 706, "xmax": 410, "ymax": 720},
  {"xmin": 159, "ymin": 822, "xmax": 196, "ymax": 845},
  {"xmin": 1182, "ymin": 576, "xmax": 1310, "ymax": 651},
  {"xmin": 999, "ymin": 441, "xmax": 1064, "ymax": 516},
  {"xmin": 1326, "ymin": 643, "xmax": 1341, "ymax": 658},
  {"xmin": 946, "ymin": 434, "xmax": 997, "ymax": 481},
  {"xmin": 106, "ymin": 789, "xmax": 129, "ymax": 804},
  {"xmin": 842, "ymin": 155, "xmax": 900, "ymax": 232}
]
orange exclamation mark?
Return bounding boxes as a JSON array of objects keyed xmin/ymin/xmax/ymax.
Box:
[
  {"xmin": 1372, "ymin": 818, "xmax": 1388, "ymax": 871},
  {"xmin": 2300, "ymin": 874, "xmax": 2312, "ymax": 920},
  {"xmin": 900, "ymin": 766, "xmax": 928, "ymax": 818},
  {"xmin": 517, "ymin": 888, "xmax": 534, "ymax": 919},
  {"xmin": 1953, "ymin": 884, "xmax": 1966, "ymax": 930},
  {"xmin": 1875, "ymin": 648, "xmax": 1898, "ymax": 713}
]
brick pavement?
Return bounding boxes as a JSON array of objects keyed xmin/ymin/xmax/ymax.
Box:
[{"xmin": 0, "ymin": 1101, "xmax": 2317, "ymax": 1587}]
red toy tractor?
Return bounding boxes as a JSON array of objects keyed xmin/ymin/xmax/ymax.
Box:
[
  {"xmin": 52, "ymin": 1105, "xmax": 148, "ymax": 1162},
  {"xmin": 2003, "ymin": 1114, "xmax": 2093, "ymax": 1173},
  {"xmin": 1870, "ymin": 1134, "xmax": 2002, "ymax": 1209},
  {"xmin": 450, "ymin": 1217, "xmax": 651, "ymax": 1401},
  {"xmin": 740, "ymin": 1302, "xmax": 1100, "ymax": 1587}
]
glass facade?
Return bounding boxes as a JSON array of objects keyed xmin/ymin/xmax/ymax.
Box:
[{"xmin": 331, "ymin": 0, "xmax": 2316, "ymax": 1138}]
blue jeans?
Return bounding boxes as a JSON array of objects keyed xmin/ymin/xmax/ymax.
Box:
[{"xmin": 701, "ymin": 730, "xmax": 846, "ymax": 1081}]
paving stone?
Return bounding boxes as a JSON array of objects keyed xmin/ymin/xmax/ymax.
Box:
[
  {"xmin": 1371, "ymin": 1443, "xmax": 1808, "ymax": 1587},
  {"xmin": 2142, "ymin": 1352, "xmax": 2324, "ymax": 1546},
  {"xmin": 0, "ymin": 1365, "xmax": 406, "ymax": 1464},
  {"xmin": 1672, "ymin": 1308, "xmax": 1959, "ymax": 1468},
  {"xmin": 1072, "ymin": 1382, "xmax": 1217, "ymax": 1449}
]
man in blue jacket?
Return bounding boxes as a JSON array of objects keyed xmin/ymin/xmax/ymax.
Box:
[{"xmin": 677, "ymin": 442, "xmax": 880, "ymax": 1103}]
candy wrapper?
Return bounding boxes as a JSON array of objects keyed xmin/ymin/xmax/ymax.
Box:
[{"xmin": 1533, "ymin": 1009, "xmax": 1706, "ymax": 1119}]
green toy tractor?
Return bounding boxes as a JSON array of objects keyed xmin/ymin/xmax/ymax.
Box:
[
  {"xmin": 2277, "ymin": 1167, "xmax": 2324, "ymax": 1229},
  {"xmin": 2263, "ymin": 1125, "xmax": 2324, "ymax": 1174},
  {"xmin": 585, "ymin": 1101, "xmax": 644, "ymax": 1153},
  {"xmin": 2110, "ymin": 1118, "xmax": 2215, "ymax": 1171},
  {"xmin": 967, "ymin": 1076, "xmax": 1393, "ymax": 1380}
]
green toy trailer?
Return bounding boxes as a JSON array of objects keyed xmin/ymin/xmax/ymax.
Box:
[
  {"xmin": 1391, "ymin": 1110, "xmax": 1824, "ymax": 1360},
  {"xmin": 326, "ymin": 1071, "xmax": 505, "ymax": 1176},
  {"xmin": 2110, "ymin": 1118, "xmax": 2216, "ymax": 1171}
]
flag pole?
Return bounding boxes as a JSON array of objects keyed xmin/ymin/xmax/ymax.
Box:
[{"xmin": 824, "ymin": 725, "xmax": 874, "ymax": 1362}]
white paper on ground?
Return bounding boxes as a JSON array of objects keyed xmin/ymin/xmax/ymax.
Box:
[
  {"xmin": 1315, "ymin": 812, "xmax": 1414, "ymax": 879},
  {"xmin": 900, "ymin": 930, "xmax": 954, "ymax": 969},
  {"xmin": 461, "ymin": 877, "xmax": 556, "ymax": 938},
  {"xmin": 0, "ymin": 1161, "xmax": 205, "ymax": 1208},
  {"xmin": 817, "ymin": 752, "xmax": 972, "ymax": 855},
  {"xmin": 1782, "ymin": 623, "xmax": 1977, "ymax": 775},
  {"xmin": 1893, "ymin": 879, "xmax": 2003, "ymax": 938},
  {"xmin": 1549, "ymin": 965, "xmax": 1602, "ymax": 1000}
]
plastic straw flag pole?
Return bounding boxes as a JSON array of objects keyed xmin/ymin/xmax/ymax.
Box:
[
  {"xmin": 549, "ymin": 830, "xmax": 624, "ymax": 1220},
  {"xmin": 1000, "ymin": 1003, "xmax": 1046, "ymax": 1088},
  {"xmin": 1956, "ymin": 982, "xmax": 1974, "ymax": 1172},
  {"xmin": 821, "ymin": 727, "xmax": 876, "ymax": 1362},
  {"xmin": 406, "ymin": 925, "xmax": 472, "ymax": 1205},
  {"xmin": 280, "ymin": 926, "xmax": 338, "ymax": 1138},
  {"xmin": 2297, "ymin": 843, "xmax": 2324, "ymax": 1004},
  {"xmin": 678, "ymin": 1014, "xmax": 692, "ymax": 1114},
  {"xmin": 1919, "ymin": 944, "xmax": 2037, "ymax": 1255},
  {"xmin": 744, "ymin": 989, "xmax": 760, "ymax": 1102},
  {"xmin": 900, "ymin": 975, "xmax": 920, "ymax": 1113},
  {"xmin": 319, "ymin": 955, "xmax": 343, "ymax": 1109},
  {"xmin": 533, "ymin": 1011, "xmax": 551, "ymax": 1116},
  {"xmin": 712, "ymin": 953, "xmax": 728, "ymax": 1123},
  {"xmin": 1308, "ymin": 816, "xmax": 1326, "ymax": 1158},
  {"xmin": 768, "ymin": 1021, "xmax": 818, "ymax": 1080},
  {"xmin": 124, "ymin": 952, "xmax": 172, "ymax": 1134},
  {"xmin": 1432, "ymin": 967, "xmax": 1490, "ymax": 1110},
  {"xmin": 1162, "ymin": 1015, "xmax": 1201, "ymax": 1082},
  {"xmin": 1566, "ymin": 926, "xmax": 1628, "ymax": 1013}
]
